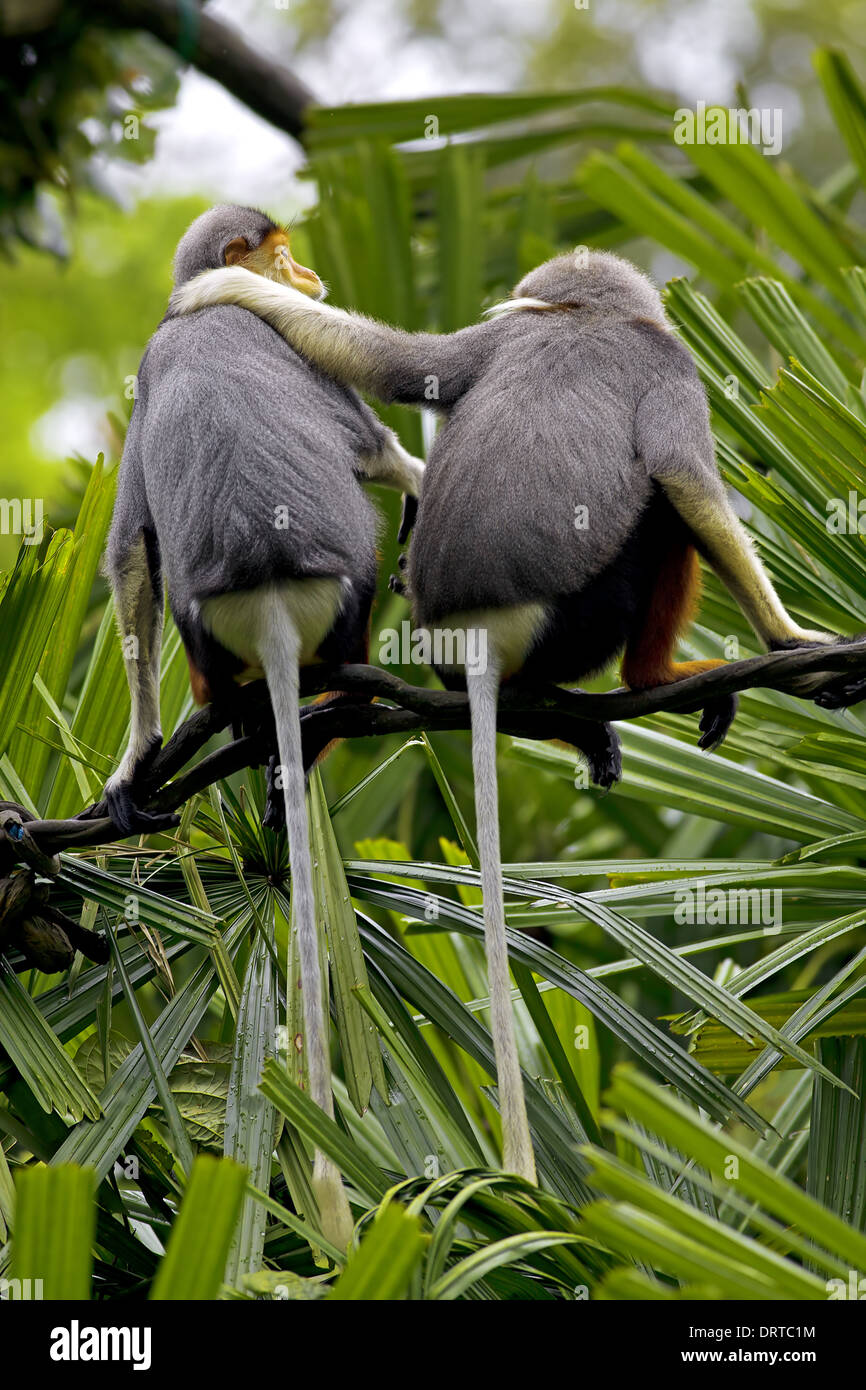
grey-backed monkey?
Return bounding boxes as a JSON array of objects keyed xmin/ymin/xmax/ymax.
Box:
[
  {"xmin": 171, "ymin": 248, "xmax": 858, "ymax": 1185},
  {"xmin": 103, "ymin": 205, "xmax": 424, "ymax": 1244}
]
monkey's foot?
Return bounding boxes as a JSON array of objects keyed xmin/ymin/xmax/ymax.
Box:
[
  {"xmin": 814, "ymin": 675, "xmax": 866, "ymax": 710},
  {"xmin": 698, "ymin": 694, "xmax": 738, "ymax": 752},
  {"xmin": 768, "ymin": 632, "xmax": 866, "ymax": 702},
  {"xmin": 104, "ymin": 783, "xmax": 180, "ymax": 838},
  {"xmin": 583, "ymin": 724, "xmax": 622, "ymax": 789}
]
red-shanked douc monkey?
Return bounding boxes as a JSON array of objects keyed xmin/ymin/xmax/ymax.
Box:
[
  {"xmin": 103, "ymin": 204, "xmax": 424, "ymax": 1244},
  {"xmin": 170, "ymin": 247, "xmax": 860, "ymax": 1185}
]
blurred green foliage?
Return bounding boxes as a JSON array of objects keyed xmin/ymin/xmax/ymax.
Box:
[{"xmin": 0, "ymin": 196, "xmax": 206, "ymax": 562}]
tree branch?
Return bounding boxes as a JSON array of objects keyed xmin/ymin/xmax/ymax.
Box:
[
  {"xmin": 87, "ymin": 0, "xmax": 315, "ymax": 140},
  {"xmin": 1, "ymin": 637, "xmax": 864, "ymax": 859}
]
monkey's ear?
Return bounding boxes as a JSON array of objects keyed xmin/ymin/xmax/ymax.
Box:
[{"xmin": 223, "ymin": 237, "xmax": 249, "ymax": 267}]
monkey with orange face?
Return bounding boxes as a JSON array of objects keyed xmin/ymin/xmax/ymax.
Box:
[{"xmin": 103, "ymin": 205, "xmax": 424, "ymax": 1248}]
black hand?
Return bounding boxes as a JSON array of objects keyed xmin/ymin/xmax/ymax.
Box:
[
  {"xmin": 698, "ymin": 694, "xmax": 738, "ymax": 751},
  {"xmin": 397, "ymin": 493, "xmax": 418, "ymax": 544},
  {"xmin": 104, "ymin": 783, "xmax": 180, "ymax": 838}
]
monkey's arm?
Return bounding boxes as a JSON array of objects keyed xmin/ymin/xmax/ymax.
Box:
[
  {"xmin": 102, "ymin": 453, "xmax": 177, "ymax": 836},
  {"xmin": 356, "ymin": 427, "xmax": 424, "ymax": 496},
  {"xmin": 636, "ymin": 361, "xmax": 832, "ymax": 650},
  {"xmin": 171, "ymin": 269, "xmax": 488, "ymax": 408}
]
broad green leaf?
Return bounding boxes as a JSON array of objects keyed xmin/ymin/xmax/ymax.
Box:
[
  {"xmin": 807, "ymin": 1037, "xmax": 866, "ymax": 1232},
  {"xmin": 738, "ymin": 278, "xmax": 853, "ymax": 397},
  {"xmin": 150, "ymin": 1156, "xmax": 247, "ymax": 1300},
  {"xmin": 0, "ymin": 530, "xmax": 75, "ymax": 776},
  {"xmin": 353, "ymin": 903, "xmax": 764, "ymax": 1136},
  {"xmin": 8, "ymin": 457, "xmax": 115, "ymax": 795},
  {"xmin": 329, "ymin": 1204, "xmax": 426, "ymax": 1300},
  {"xmin": 581, "ymin": 1149, "xmax": 822, "ymax": 1299},
  {"xmin": 51, "ymin": 913, "xmax": 248, "ymax": 1178},
  {"xmin": 510, "ymin": 728, "xmax": 865, "ymax": 841},
  {"xmin": 109, "ymin": 919, "xmax": 195, "ymax": 1175},
  {"xmin": 429, "ymin": 1230, "xmax": 578, "ymax": 1300},
  {"xmin": 305, "ymin": 89, "xmax": 672, "ymax": 149},
  {"xmin": 10, "ymin": 1165, "xmax": 95, "ymax": 1300}
]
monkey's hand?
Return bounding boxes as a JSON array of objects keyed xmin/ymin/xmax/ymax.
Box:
[
  {"xmin": 395, "ymin": 449, "xmax": 423, "ymax": 543},
  {"xmin": 403, "ymin": 455, "xmax": 425, "ymax": 497},
  {"xmin": 698, "ymin": 695, "xmax": 738, "ymax": 752},
  {"xmin": 397, "ymin": 494, "xmax": 418, "ymax": 544},
  {"xmin": 389, "ymin": 551, "xmax": 412, "ymax": 599},
  {"xmin": 357, "ymin": 432, "xmax": 425, "ymax": 502},
  {"xmin": 103, "ymin": 740, "xmax": 179, "ymax": 838}
]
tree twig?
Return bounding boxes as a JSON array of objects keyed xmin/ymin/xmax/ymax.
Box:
[
  {"xmin": 86, "ymin": 0, "xmax": 315, "ymax": 140},
  {"xmin": 2, "ymin": 638, "xmax": 864, "ymax": 857}
]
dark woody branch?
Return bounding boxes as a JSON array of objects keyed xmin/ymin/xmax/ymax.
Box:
[
  {"xmin": 88, "ymin": 0, "xmax": 315, "ymax": 140},
  {"xmin": 4, "ymin": 636, "xmax": 866, "ymax": 859},
  {"xmin": 3, "ymin": 1, "xmax": 316, "ymax": 142}
]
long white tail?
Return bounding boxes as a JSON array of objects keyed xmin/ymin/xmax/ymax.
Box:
[
  {"xmin": 261, "ymin": 597, "xmax": 354, "ymax": 1249},
  {"xmin": 466, "ymin": 653, "xmax": 537, "ymax": 1184}
]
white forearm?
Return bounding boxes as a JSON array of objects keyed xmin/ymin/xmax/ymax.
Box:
[
  {"xmin": 173, "ymin": 268, "xmax": 419, "ymax": 400},
  {"xmin": 358, "ymin": 431, "xmax": 425, "ymax": 495}
]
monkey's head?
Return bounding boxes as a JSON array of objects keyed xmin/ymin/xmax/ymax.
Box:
[
  {"xmin": 510, "ymin": 250, "xmax": 667, "ymax": 325},
  {"xmin": 172, "ymin": 205, "xmax": 324, "ymax": 299}
]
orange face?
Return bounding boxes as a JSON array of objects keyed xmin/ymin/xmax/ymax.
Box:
[{"xmin": 223, "ymin": 227, "xmax": 324, "ymax": 298}]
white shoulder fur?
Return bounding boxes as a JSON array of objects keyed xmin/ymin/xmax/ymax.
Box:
[
  {"xmin": 172, "ymin": 267, "xmax": 317, "ymax": 317},
  {"xmin": 482, "ymin": 296, "xmax": 553, "ymax": 319}
]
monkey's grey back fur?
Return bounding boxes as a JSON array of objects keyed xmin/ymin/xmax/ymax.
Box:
[
  {"xmin": 108, "ymin": 305, "xmax": 384, "ymax": 639},
  {"xmin": 513, "ymin": 249, "xmax": 668, "ymax": 322},
  {"xmin": 410, "ymin": 253, "xmax": 715, "ymax": 622}
]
